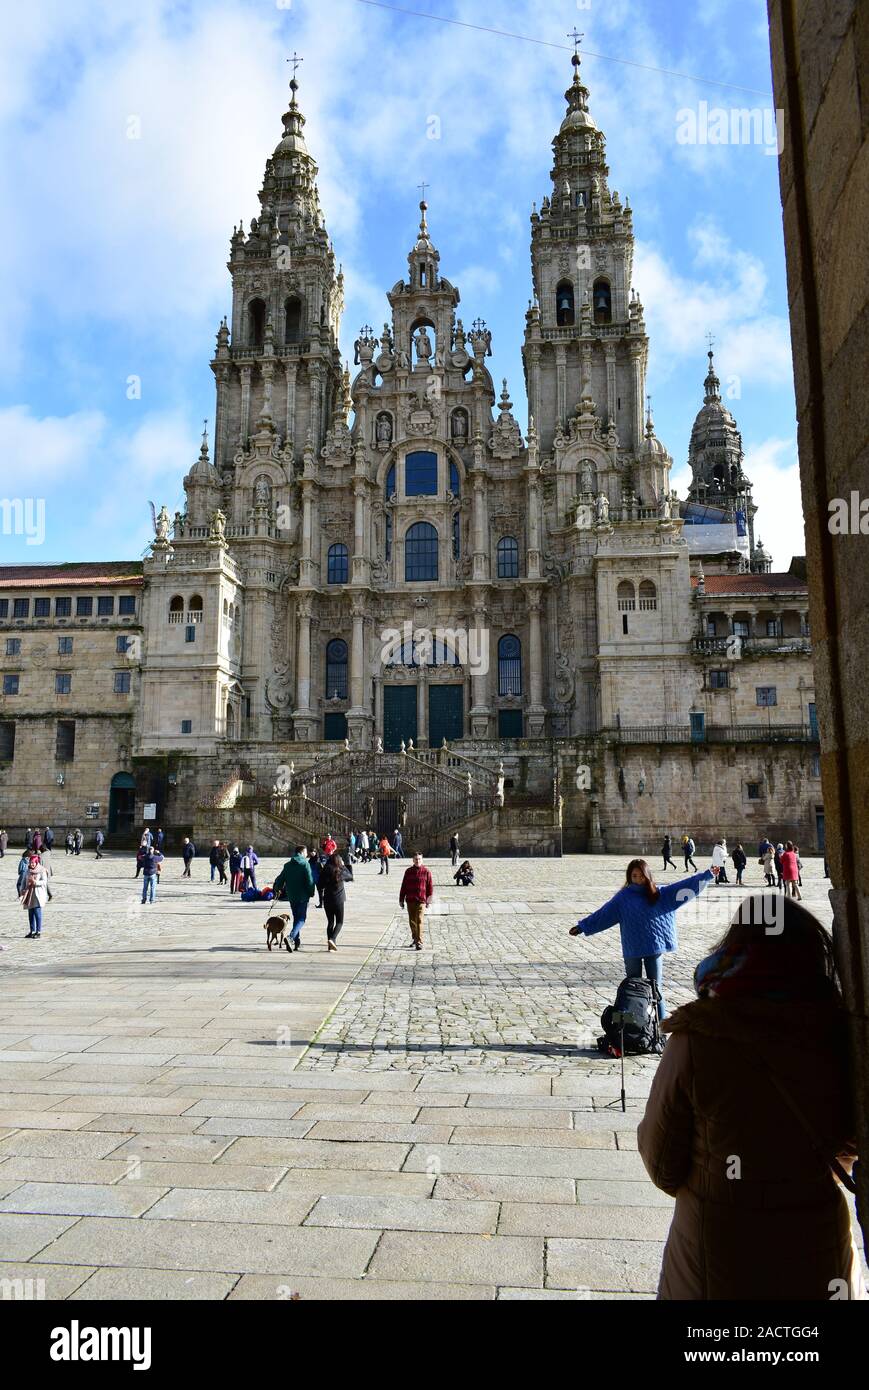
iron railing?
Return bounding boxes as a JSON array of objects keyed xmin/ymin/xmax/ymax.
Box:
[{"xmin": 603, "ymin": 723, "xmax": 819, "ymax": 745}]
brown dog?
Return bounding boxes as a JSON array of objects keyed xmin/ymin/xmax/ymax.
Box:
[{"xmin": 264, "ymin": 913, "xmax": 292, "ymax": 951}]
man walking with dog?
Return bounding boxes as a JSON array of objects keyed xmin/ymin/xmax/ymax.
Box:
[
  {"xmin": 272, "ymin": 847, "xmax": 315, "ymax": 952},
  {"xmin": 399, "ymin": 851, "xmax": 434, "ymax": 951}
]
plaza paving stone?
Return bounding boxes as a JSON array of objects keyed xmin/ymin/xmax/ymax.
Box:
[{"xmin": 0, "ymin": 848, "xmax": 857, "ymax": 1299}]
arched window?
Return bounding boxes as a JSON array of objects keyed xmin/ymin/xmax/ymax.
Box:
[
  {"xmin": 405, "ymin": 522, "xmax": 439, "ymax": 582},
  {"xmin": 593, "ymin": 279, "xmax": 612, "ymax": 324},
  {"xmin": 284, "ymin": 297, "xmax": 302, "ymax": 343},
  {"xmin": 449, "ymin": 460, "xmax": 460, "ymax": 496},
  {"xmin": 556, "ymin": 280, "xmax": 575, "ymax": 327},
  {"xmin": 638, "ymin": 580, "xmax": 657, "ymax": 611},
  {"xmin": 452, "ymin": 512, "xmax": 461, "ymax": 561},
  {"xmin": 617, "ymin": 580, "xmax": 636, "ymax": 612},
  {"xmin": 498, "ymin": 635, "xmax": 522, "ymax": 696},
  {"xmin": 497, "ymin": 536, "xmax": 519, "ymax": 579},
  {"xmin": 169, "ymin": 595, "xmax": 184, "ymax": 625},
  {"xmin": 405, "ymin": 451, "xmax": 438, "ymax": 497},
  {"xmin": 327, "ymin": 543, "xmax": 349, "ymax": 585},
  {"xmin": 248, "ymin": 298, "xmax": 266, "ymax": 346},
  {"xmin": 325, "ymin": 639, "xmax": 349, "ymax": 700},
  {"xmin": 385, "ymin": 463, "xmax": 396, "ymax": 499},
  {"xmin": 188, "ymin": 594, "xmax": 203, "ymax": 624}
]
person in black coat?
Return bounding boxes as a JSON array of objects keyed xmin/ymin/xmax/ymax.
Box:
[
  {"xmin": 319, "ymin": 853, "xmax": 354, "ymax": 952},
  {"xmin": 731, "ymin": 842, "xmax": 747, "ymax": 886},
  {"xmin": 662, "ymin": 835, "xmax": 677, "ymax": 871}
]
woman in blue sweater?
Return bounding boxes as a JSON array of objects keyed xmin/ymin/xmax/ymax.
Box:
[{"xmin": 570, "ymin": 859, "xmax": 714, "ymax": 1018}]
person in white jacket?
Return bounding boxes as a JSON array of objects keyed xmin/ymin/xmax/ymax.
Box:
[{"xmin": 711, "ymin": 839, "xmax": 730, "ymax": 884}]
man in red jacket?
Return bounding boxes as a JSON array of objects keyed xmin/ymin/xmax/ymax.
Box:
[{"xmin": 398, "ymin": 852, "xmax": 433, "ymax": 951}]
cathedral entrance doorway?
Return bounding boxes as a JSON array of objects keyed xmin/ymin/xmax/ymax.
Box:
[
  {"xmin": 108, "ymin": 771, "xmax": 136, "ymax": 835},
  {"xmin": 384, "ymin": 686, "xmax": 417, "ymax": 751},
  {"xmin": 428, "ymin": 684, "xmax": 463, "ymax": 749}
]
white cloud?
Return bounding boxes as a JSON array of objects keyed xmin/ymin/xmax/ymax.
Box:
[
  {"xmin": 0, "ymin": 404, "xmax": 106, "ymax": 482},
  {"xmin": 743, "ymin": 435, "xmax": 805, "ymax": 570}
]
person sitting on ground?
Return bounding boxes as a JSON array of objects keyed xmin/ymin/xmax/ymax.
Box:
[
  {"xmin": 454, "ymin": 860, "xmax": 475, "ymax": 887},
  {"xmin": 637, "ymin": 895, "xmax": 866, "ymax": 1301}
]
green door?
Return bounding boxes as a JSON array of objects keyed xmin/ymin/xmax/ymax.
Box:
[
  {"xmin": 384, "ymin": 686, "xmax": 418, "ymax": 752},
  {"xmin": 428, "ymin": 685, "xmax": 463, "ymax": 748}
]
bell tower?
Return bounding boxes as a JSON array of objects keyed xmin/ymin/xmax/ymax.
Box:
[
  {"xmin": 203, "ymin": 66, "xmax": 344, "ymax": 524},
  {"xmin": 523, "ymin": 49, "xmax": 649, "ymax": 463}
]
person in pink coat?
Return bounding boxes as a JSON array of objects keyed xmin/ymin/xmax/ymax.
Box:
[{"xmin": 780, "ymin": 840, "xmax": 802, "ymax": 899}]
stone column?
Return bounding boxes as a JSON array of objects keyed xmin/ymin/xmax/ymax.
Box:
[
  {"xmin": 604, "ymin": 343, "xmax": 617, "ymax": 425},
  {"xmin": 309, "ymin": 362, "xmax": 322, "ymax": 449},
  {"xmin": 471, "ymin": 471, "xmax": 489, "ymax": 581},
  {"xmin": 347, "ymin": 593, "xmax": 372, "ymax": 747},
  {"xmin": 469, "ymin": 594, "xmax": 492, "ymax": 738},
  {"xmin": 293, "ymin": 594, "xmax": 317, "ymax": 742},
  {"xmin": 284, "ymin": 361, "xmax": 298, "ymax": 445},
  {"xmin": 630, "ymin": 346, "xmax": 645, "ymax": 454},
  {"xmin": 215, "ymin": 365, "xmax": 231, "ymax": 469},
  {"xmin": 526, "ymin": 586, "xmax": 547, "ymax": 737},
  {"xmin": 352, "ymin": 479, "xmax": 369, "ymax": 584},
  {"xmin": 239, "ymin": 365, "xmax": 252, "ymax": 446},
  {"xmin": 418, "ymin": 668, "xmax": 428, "ymax": 747},
  {"xmin": 556, "ymin": 344, "xmax": 567, "ymax": 426}
]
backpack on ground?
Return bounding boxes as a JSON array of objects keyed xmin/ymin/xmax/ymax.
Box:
[{"xmin": 597, "ymin": 976, "xmax": 664, "ymax": 1057}]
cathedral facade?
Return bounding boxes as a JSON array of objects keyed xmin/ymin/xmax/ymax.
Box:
[{"xmin": 0, "ymin": 56, "xmax": 821, "ymax": 854}]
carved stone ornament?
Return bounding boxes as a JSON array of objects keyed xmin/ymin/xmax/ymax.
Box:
[
  {"xmin": 554, "ymin": 651, "xmax": 575, "ymax": 705},
  {"xmin": 404, "ymin": 396, "xmax": 436, "ymax": 437}
]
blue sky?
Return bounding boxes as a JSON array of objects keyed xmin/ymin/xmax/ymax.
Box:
[{"xmin": 0, "ymin": 0, "xmax": 804, "ymax": 567}]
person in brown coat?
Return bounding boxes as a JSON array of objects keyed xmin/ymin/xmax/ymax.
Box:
[{"xmin": 637, "ymin": 894, "xmax": 865, "ymax": 1301}]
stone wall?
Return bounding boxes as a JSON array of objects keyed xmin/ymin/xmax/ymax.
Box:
[
  {"xmin": 768, "ymin": 0, "xmax": 869, "ymax": 1242},
  {"xmin": 0, "ymin": 713, "xmax": 134, "ymax": 838}
]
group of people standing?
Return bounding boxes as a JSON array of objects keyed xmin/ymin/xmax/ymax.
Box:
[
  {"xmin": 348, "ymin": 828, "xmax": 403, "ymax": 864},
  {"xmin": 662, "ymin": 832, "xmax": 803, "ymax": 891}
]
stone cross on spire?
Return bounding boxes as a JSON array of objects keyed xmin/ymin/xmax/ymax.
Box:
[
  {"xmin": 287, "ymin": 52, "xmax": 303, "ymax": 104},
  {"xmin": 568, "ymin": 29, "xmax": 584, "ymax": 55}
]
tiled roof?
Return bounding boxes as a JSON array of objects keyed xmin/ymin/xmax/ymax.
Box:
[
  {"xmin": 0, "ymin": 562, "xmax": 144, "ymax": 589},
  {"xmin": 691, "ymin": 572, "xmax": 808, "ymax": 596}
]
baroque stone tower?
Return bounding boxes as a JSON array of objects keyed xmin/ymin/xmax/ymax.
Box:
[{"xmin": 686, "ymin": 348, "xmax": 758, "ymax": 563}]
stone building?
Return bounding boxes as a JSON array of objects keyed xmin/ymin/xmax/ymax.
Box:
[
  {"xmin": 0, "ymin": 563, "xmax": 143, "ymax": 835},
  {"xmin": 1, "ymin": 55, "xmax": 823, "ymax": 854}
]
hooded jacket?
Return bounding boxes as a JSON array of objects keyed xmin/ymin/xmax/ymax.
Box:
[{"xmin": 637, "ymin": 995, "xmax": 864, "ymax": 1300}]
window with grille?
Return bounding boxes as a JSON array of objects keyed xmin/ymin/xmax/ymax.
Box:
[
  {"xmin": 733, "ymin": 620, "xmax": 750, "ymax": 639},
  {"xmin": 497, "ymin": 536, "xmax": 519, "ymax": 579},
  {"xmin": 116, "ymin": 636, "xmax": 129, "ymax": 654},
  {"xmin": 114, "ymin": 671, "xmax": 131, "ymax": 693},
  {"xmin": 2, "ymin": 675, "xmax": 19, "ymax": 695},
  {"xmin": 405, "ymin": 522, "xmax": 438, "ymax": 582},
  {"xmin": 58, "ymin": 637, "xmax": 73, "ymax": 654},
  {"xmin": 709, "ymin": 669, "xmax": 729, "ymax": 689},
  {"xmin": 498, "ymin": 635, "xmax": 522, "ymax": 697},
  {"xmin": 756, "ymin": 686, "xmax": 777, "ymax": 707},
  {"xmin": 55, "ymin": 597, "xmax": 71, "ymax": 616},
  {"xmin": 76, "ymin": 597, "xmax": 93, "ymax": 617},
  {"xmin": 181, "ymin": 720, "xmax": 192, "ymax": 734},
  {"xmin": 0, "ymin": 600, "xmax": 7, "ymax": 618},
  {"xmin": 13, "ymin": 598, "xmax": 28, "ymax": 619},
  {"xmin": 34, "ymin": 598, "xmax": 50, "ymax": 617},
  {"xmin": 55, "ymin": 673, "xmax": 72, "ymax": 694},
  {"xmin": 98, "ymin": 596, "xmax": 114, "ymax": 616},
  {"xmin": 327, "ymin": 544, "xmax": 349, "ymax": 584},
  {"xmin": 118, "ymin": 595, "xmax": 136, "ymax": 615},
  {"xmin": 6, "ymin": 638, "xmax": 21, "ymax": 656},
  {"xmin": 325, "ymin": 639, "xmax": 349, "ymax": 700}
]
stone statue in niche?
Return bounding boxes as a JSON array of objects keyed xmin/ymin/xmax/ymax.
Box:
[
  {"xmin": 580, "ymin": 460, "xmax": 595, "ymax": 494},
  {"xmin": 414, "ymin": 326, "xmax": 433, "ymax": 364},
  {"xmin": 254, "ymin": 477, "xmax": 272, "ymax": 507},
  {"xmin": 452, "ymin": 411, "xmax": 468, "ymax": 441},
  {"xmin": 595, "ymin": 492, "xmax": 610, "ymax": 524},
  {"xmin": 376, "ymin": 414, "xmax": 393, "ymax": 448}
]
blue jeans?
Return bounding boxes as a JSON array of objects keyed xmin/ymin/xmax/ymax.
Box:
[
  {"xmin": 142, "ymin": 873, "xmax": 157, "ymax": 903},
  {"xmin": 210, "ymin": 864, "xmax": 217, "ymax": 881},
  {"xmin": 289, "ymin": 900, "xmax": 309, "ymax": 943},
  {"xmin": 623, "ymin": 953, "xmax": 666, "ymax": 1019},
  {"xmin": 28, "ymin": 906, "xmax": 43, "ymax": 935}
]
